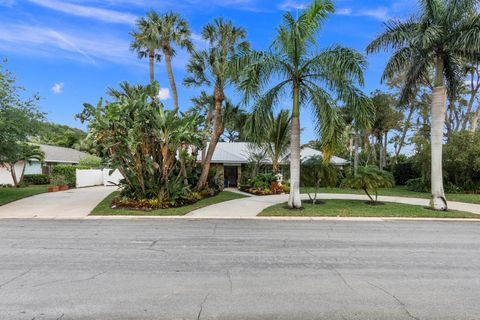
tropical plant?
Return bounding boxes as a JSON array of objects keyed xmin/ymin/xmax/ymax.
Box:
[
  {"xmin": 246, "ymin": 109, "xmax": 291, "ymax": 173},
  {"xmin": 78, "ymin": 82, "xmax": 205, "ymax": 204},
  {"xmin": 0, "ymin": 143, "xmax": 44, "ymax": 187},
  {"xmin": 366, "ymin": 0, "xmax": 480, "ymax": 210},
  {"xmin": 184, "ymin": 18, "xmax": 249, "ymax": 191},
  {"xmin": 301, "ymin": 155, "xmax": 337, "ymax": 204},
  {"xmin": 130, "ymin": 11, "xmax": 162, "ymax": 84},
  {"xmin": 234, "ymin": 0, "xmax": 373, "ymax": 208},
  {"xmin": 342, "ymin": 166, "xmax": 394, "ymax": 204},
  {"xmin": 157, "ymin": 12, "xmax": 193, "ymax": 113}
]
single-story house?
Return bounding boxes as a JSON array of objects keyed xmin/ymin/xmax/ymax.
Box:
[
  {"xmin": 0, "ymin": 144, "xmax": 91, "ymax": 185},
  {"xmin": 199, "ymin": 142, "xmax": 349, "ymax": 188}
]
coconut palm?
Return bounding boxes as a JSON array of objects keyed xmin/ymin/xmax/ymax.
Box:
[
  {"xmin": 366, "ymin": 0, "xmax": 480, "ymax": 210},
  {"xmin": 234, "ymin": 0, "xmax": 372, "ymax": 208},
  {"xmin": 184, "ymin": 18, "xmax": 249, "ymax": 191},
  {"xmin": 158, "ymin": 12, "xmax": 193, "ymax": 113},
  {"xmin": 130, "ymin": 11, "xmax": 162, "ymax": 84}
]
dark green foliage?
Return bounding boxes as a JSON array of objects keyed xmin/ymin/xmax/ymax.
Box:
[
  {"xmin": 406, "ymin": 178, "xmax": 429, "ymax": 193},
  {"xmin": 393, "ymin": 161, "xmax": 420, "ymax": 185},
  {"xmin": 52, "ymin": 165, "xmax": 88, "ymax": 187},
  {"xmin": 31, "ymin": 122, "xmax": 87, "ymax": 149},
  {"xmin": 443, "ymin": 131, "xmax": 480, "ymax": 192},
  {"xmin": 23, "ymin": 174, "xmax": 50, "ymax": 185}
]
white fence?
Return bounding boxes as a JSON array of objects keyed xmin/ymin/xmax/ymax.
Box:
[{"xmin": 76, "ymin": 169, "xmax": 124, "ymax": 188}]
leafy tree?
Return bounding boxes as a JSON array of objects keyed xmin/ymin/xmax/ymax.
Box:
[
  {"xmin": 0, "ymin": 143, "xmax": 44, "ymax": 187},
  {"xmin": 234, "ymin": 0, "xmax": 372, "ymax": 208},
  {"xmin": 130, "ymin": 11, "xmax": 163, "ymax": 84},
  {"xmin": 370, "ymin": 90, "xmax": 402, "ymax": 169},
  {"xmin": 30, "ymin": 122, "xmax": 87, "ymax": 149},
  {"xmin": 184, "ymin": 18, "xmax": 249, "ymax": 191},
  {"xmin": 301, "ymin": 155, "xmax": 337, "ymax": 204},
  {"xmin": 367, "ymin": 0, "xmax": 480, "ymax": 210},
  {"xmin": 0, "ymin": 61, "xmax": 44, "ymax": 184},
  {"xmin": 343, "ymin": 166, "xmax": 394, "ymax": 204}
]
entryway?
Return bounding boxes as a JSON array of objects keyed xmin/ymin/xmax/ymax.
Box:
[{"xmin": 224, "ymin": 166, "xmax": 239, "ymax": 188}]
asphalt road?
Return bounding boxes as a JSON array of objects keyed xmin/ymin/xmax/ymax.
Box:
[{"xmin": 1, "ymin": 219, "xmax": 479, "ymax": 320}]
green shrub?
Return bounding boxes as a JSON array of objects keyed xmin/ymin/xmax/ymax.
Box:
[
  {"xmin": 393, "ymin": 161, "xmax": 420, "ymax": 185},
  {"xmin": 23, "ymin": 174, "xmax": 50, "ymax": 185},
  {"xmin": 51, "ymin": 165, "xmax": 88, "ymax": 187},
  {"xmin": 405, "ymin": 178, "xmax": 428, "ymax": 192},
  {"xmin": 78, "ymin": 156, "xmax": 102, "ymax": 169}
]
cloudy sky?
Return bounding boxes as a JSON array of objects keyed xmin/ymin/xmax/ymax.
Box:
[{"xmin": 0, "ymin": 0, "xmax": 416, "ymax": 142}]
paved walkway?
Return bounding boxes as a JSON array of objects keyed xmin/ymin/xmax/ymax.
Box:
[
  {"xmin": 0, "ymin": 186, "xmax": 115, "ymax": 219},
  {"xmin": 188, "ymin": 193, "xmax": 480, "ymax": 218}
]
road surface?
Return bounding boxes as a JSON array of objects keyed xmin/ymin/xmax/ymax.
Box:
[{"xmin": 1, "ymin": 219, "xmax": 479, "ymax": 319}]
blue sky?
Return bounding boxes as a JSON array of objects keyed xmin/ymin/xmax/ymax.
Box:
[{"xmin": 0, "ymin": 0, "xmax": 416, "ymax": 143}]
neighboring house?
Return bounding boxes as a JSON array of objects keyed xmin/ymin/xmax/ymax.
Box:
[
  {"xmin": 0, "ymin": 144, "xmax": 91, "ymax": 185},
  {"xmin": 199, "ymin": 142, "xmax": 349, "ymax": 188}
]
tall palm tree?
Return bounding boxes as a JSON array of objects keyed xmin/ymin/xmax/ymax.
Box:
[
  {"xmin": 184, "ymin": 18, "xmax": 249, "ymax": 191},
  {"xmin": 158, "ymin": 12, "xmax": 193, "ymax": 113},
  {"xmin": 366, "ymin": 0, "xmax": 480, "ymax": 210},
  {"xmin": 234, "ymin": 0, "xmax": 372, "ymax": 208},
  {"xmin": 130, "ymin": 11, "xmax": 162, "ymax": 84}
]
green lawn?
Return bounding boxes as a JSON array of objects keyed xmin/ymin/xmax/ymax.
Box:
[
  {"xmin": 90, "ymin": 191, "xmax": 248, "ymax": 216},
  {"xmin": 0, "ymin": 185, "xmax": 49, "ymax": 206},
  {"xmin": 300, "ymin": 186, "xmax": 480, "ymax": 204},
  {"xmin": 260, "ymin": 200, "xmax": 480, "ymax": 219}
]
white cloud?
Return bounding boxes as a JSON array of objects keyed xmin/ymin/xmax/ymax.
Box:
[
  {"xmin": 0, "ymin": 23, "xmax": 134, "ymax": 65},
  {"xmin": 158, "ymin": 88, "xmax": 170, "ymax": 101},
  {"xmin": 278, "ymin": 0, "xmax": 308, "ymax": 11},
  {"xmin": 336, "ymin": 6, "xmax": 391, "ymax": 21},
  {"xmin": 51, "ymin": 82, "xmax": 64, "ymax": 94},
  {"xmin": 28, "ymin": 0, "xmax": 138, "ymax": 24}
]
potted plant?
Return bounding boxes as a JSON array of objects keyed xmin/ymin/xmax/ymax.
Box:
[
  {"xmin": 52, "ymin": 175, "xmax": 69, "ymax": 191},
  {"xmin": 48, "ymin": 185, "xmax": 60, "ymax": 192}
]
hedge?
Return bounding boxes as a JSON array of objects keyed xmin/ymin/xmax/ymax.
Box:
[
  {"xmin": 23, "ymin": 174, "xmax": 50, "ymax": 185},
  {"xmin": 51, "ymin": 165, "xmax": 89, "ymax": 187}
]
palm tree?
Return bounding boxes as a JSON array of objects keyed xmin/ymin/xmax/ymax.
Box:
[
  {"xmin": 366, "ymin": 0, "xmax": 480, "ymax": 210},
  {"xmin": 184, "ymin": 18, "xmax": 249, "ymax": 191},
  {"xmin": 234, "ymin": 0, "xmax": 372, "ymax": 208},
  {"xmin": 246, "ymin": 110, "xmax": 291, "ymax": 174},
  {"xmin": 158, "ymin": 12, "xmax": 193, "ymax": 113},
  {"xmin": 130, "ymin": 11, "xmax": 162, "ymax": 84}
]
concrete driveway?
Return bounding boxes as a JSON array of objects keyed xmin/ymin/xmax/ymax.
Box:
[{"xmin": 0, "ymin": 186, "xmax": 115, "ymax": 219}]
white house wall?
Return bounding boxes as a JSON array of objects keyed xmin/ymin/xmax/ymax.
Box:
[
  {"xmin": 0, "ymin": 161, "xmax": 26, "ymax": 185},
  {"xmin": 24, "ymin": 161, "xmax": 42, "ymax": 175}
]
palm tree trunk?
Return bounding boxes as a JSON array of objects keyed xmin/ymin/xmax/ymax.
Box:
[
  {"xmin": 395, "ymin": 103, "xmax": 414, "ymax": 158},
  {"xmin": 196, "ymin": 87, "xmax": 224, "ymax": 191},
  {"xmin": 383, "ymin": 130, "xmax": 388, "ymax": 169},
  {"xmin": 354, "ymin": 132, "xmax": 360, "ymax": 175},
  {"xmin": 470, "ymin": 108, "xmax": 480, "ymax": 132},
  {"xmin": 149, "ymin": 50, "xmax": 155, "ymax": 84},
  {"xmin": 288, "ymin": 85, "xmax": 302, "ymax": 209},
  {"xmin": 378, "ymin": 134, "xmax": 384, "ymax": 170},
  {"xmin": 164, "ymin": 51, "xmax": 179, "ymax": 114},
  {"xmin": 430, "ymin": 56, "xmax": 448, "ymax": 210}
]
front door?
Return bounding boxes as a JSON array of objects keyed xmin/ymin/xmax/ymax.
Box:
[{"xmin": 224, "ymin": 166, "xmax": 238, "ymax": 188}]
